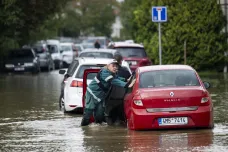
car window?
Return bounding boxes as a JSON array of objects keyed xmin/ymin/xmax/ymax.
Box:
[
  {"xmin": 115, "ymin": 47, "xmax": 147, "ymax": 58},
  {"xmin": 33, "ymin": 45, "xmax": 45, "ymax": 54},
  {"xmin": 47, "ymin": 45, "xmax": 58, "ymax": 53},
  {"xmin": 140, "ymin": 70, "xmax": 200, "ymax": 88},
  {"xmin": 75, "ymin": 46, "xmax": 82, "ymax": 52},
  {"xmin": 79, "ymin": 52, "xmax": 113, "ymax": 58},
  {"xmin": 8, "ymin": 49, "xmax": 34, "ymax": 59},
  {"xmin": 76, "ymin": 65, "xmax": 105, "ymax": 79},
  {"xmin": 61, "ymin": 45, "xmax": 72, "ymax": 52},
  {"xmin": 67, "ymin": 60, "xmax": 79, "ymax": 76}
]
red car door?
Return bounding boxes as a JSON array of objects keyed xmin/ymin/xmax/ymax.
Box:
[{"xmin": 82, "ymin": 69, "xmax": 100, "ymax": 109}]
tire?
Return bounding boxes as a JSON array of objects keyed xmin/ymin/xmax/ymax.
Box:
[
  {"xmin": 32, "ymin": 66, "xmax": 40, "ymax": 74},
  {"xmin": 52, "ymin": 62, "xmax": 55, "ymax": 71},
  {"xmin": 59, "ymin": 61, "xmax": 63, "ymax": 69},
  {"xmin": 47, "ymin": 64, "xmax": 51, "ymax": 72},
  {"xmin": 60, "ymin": 96, "xmax": 67, "ymax": 113}
]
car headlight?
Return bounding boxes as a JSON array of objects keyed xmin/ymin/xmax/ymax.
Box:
[
  {"xmin": 24, "ymin": 63, "xmax": 34, "ymax": 66},
  {"xmin": 5, "ymin": 64, "xmax": 14, "ymax": 68}
]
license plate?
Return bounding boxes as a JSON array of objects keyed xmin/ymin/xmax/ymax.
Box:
[
  {"xmin": 158, "ymin": 117, "xmax": 188, "ymax": 126},
  {"xmin": 128, "ymin": 61, "xmax": 137, "ymax": 65},
  {"xmin": 14, "ymin": 67, "xmax": 24, "ymax": 71}
]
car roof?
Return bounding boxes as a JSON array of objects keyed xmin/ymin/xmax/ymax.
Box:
[
  {"xmin": 111, "ymin": 42, "xmax": 144, "ymax": 48},
  {"xmin": 138, "ymin": 65, "xmax": 195, "ymax": 73},
  {"xmin": 81, "ymin": 48, "xmax": 117, "ymax": 54},
  {"xmin": 77, "ymin": 57, "xmax": 115, "ymax": 65}
]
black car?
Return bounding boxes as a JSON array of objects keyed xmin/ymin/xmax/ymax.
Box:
[
  {"xmin": 5, "ymin": 48, "xmax": 40, "ymax": 74},
  {"xmin": 33, "ymin": 43, "xmax": 55, "ymax": 71}
]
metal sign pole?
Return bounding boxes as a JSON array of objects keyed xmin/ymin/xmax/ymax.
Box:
[{"xmin": 158, "ymin": 22, "xmax": 162, "ymax": 65}]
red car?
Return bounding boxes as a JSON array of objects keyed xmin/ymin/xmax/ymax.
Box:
[
  {"xmin": 82, "ymin": 65, "xmax": 213, "ymax": 130},
  {"xmin": 124, "ymin": 65, "xmax": 214, "ymax": 130},
  {"xmin": 108, "ymin": 42, "xmax": 152, "ymax": 71}
]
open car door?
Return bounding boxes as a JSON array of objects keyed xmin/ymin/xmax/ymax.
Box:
[{"xmin": 82, "ymin": 68, "xmax": 100, "ymax": 109}]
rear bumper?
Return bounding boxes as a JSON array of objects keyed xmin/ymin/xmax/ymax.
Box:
[
  {"xmin": 39, "ymin": 59, "xmax": 49, "ymax": 67},
  {"xmin": 64, "ymin": 89, "xmax": 83, "ymax": 112},
  {"xmin": 128, "ymin": 105, "xmax": 213, "ymax": 130},
  {"xmin": 130, "ymin": 65, "xmax": 138, "ymax": 72}
]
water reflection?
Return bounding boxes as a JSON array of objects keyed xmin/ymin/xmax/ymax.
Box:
[
  {"xmin": 0, "ymin": 72, "xmax": 228, "ymax": 151},
  {"xmin": 125, "ymin": 130, "xmax": 213, "ymax": 152}
]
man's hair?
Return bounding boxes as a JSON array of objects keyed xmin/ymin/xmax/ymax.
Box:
[{"xmin": 114, "ymin": 54, "xmax": 123, "ymax": 64}]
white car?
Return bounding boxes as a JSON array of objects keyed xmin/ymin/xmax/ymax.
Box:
[
  {"xmin": 79, "ymin": 48, "xmax": 131, "ymax": 74},
  {"xmin": 59, "ymin": 57, "xmax": 131, "ymax": 112},
  {"xmin": 60, "ymin": 43, "xmax": 77, "ymax": 66},
  {"xmin": 46, "ymin": 39, "xmax": 63, "ymax": 69},
  {"xmin": 74, "ymin": 44, "xmax": 84, "ymax": 53}
]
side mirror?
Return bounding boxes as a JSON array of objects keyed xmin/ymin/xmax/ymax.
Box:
[
  {"xmin": 59, "ymin": 69, "xmax": 66, "ymax": 75},
  {"xmin": 129, "ymin": 62, "xmax": 132, "ymax": 66},
  {"xmin": 60, "ymin": 50, "xmax": 63, "ymax": 53},
  {"xmin": 203, "ymin": 82, "xmax": 211, "ymax": 89}
]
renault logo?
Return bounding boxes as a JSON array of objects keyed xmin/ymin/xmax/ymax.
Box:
[{"xmin": 170, "ymin": 92, "xmax": 174, "ymax": 97}]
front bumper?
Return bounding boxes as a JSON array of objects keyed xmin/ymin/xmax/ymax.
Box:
[{"xmin": 5, "ymin": 65, "xmax": 37, "ymax": 72}]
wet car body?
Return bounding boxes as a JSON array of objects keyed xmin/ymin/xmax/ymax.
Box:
[
  {"xmin": 5, "ymin": 48, "xmax": 40, "ymax": 74},
  {"xmin": 124, "ymin": 65, "xmax": 214, "ymax": 130},
  {"xmin": 108, "ymin": 42, "xmax": 152, "ymax": 71}
]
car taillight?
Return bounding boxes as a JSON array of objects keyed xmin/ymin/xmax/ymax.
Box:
[
  {"xmin": 201, "ymin": 97, "xmax": 209, "ymax": 103},
  {"xmin": 140, "ymin": 60, "xmax": 151, "ymax": 66},
  {"xmin": 70, "ymin": 80, "xmax": 83, "ymax": 87},
  {"xmin": 133, "ymin": 94, "xmax": 144, "ymax": 107},
  {"xmin": 134, "ymin": 100, "xmax": 143, "ymax": 106}
]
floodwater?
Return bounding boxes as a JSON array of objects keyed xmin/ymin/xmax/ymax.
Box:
[{"xmin": 0, "ymin": 71, "xmax": 228, "ymax": 152}]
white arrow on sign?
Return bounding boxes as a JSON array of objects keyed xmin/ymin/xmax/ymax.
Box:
[{"xmin": 157, "ymin": 8, "xmax": 162, "ymax": 21}]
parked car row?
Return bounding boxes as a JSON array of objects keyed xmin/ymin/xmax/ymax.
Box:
[{"xmin": 4, "ymin": 39, "xmax": 86, "ymax": 74}]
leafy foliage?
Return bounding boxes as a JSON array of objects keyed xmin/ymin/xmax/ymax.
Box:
[
  {"xmin": 0, "ymin": 0, "xmax": 69, "ymax": 53},
  {"xmin": 121, "ymin": 0, "xmax": 227, "ymax": 71}
]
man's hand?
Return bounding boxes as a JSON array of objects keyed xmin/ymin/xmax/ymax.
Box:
[
  {"xmin": 128, "ymin": 79, "xmax": 136, "ymax": 88},
  {"xmin": 127, "ymin": 75, "xmax": 133, "ymax": 82}
]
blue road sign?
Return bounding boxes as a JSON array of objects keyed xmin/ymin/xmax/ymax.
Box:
[{"xmin": 152, "ymin": 6, "xmax": 167, "ymax": 22}]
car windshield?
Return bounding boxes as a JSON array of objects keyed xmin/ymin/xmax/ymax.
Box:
[
  {"xmin": 47, "ymin": 44, "xmax": 58, "ymax": 53},
  {"xmin": 33, "ymin": 45, "xmax": 44, "ymax": 54},
  {"xmin": 84, "ymin": 39, "xmax": 105, "ymax": 46},
  {"xmin": 8, "ymin": 49, "xmax": 34, "ymax": 59},
  {"xmin": 83, "ymin": 44, "xmax": 94, "ymax": 49},
  {"xmin": 75, "ymin": 46, "xmax": 82, "ymax": 52},
  {"xmin": 76, "ymin": 65, "xmax": 105, "ymax": 79},
  {"xmin": 61, "ymin": 45, "xmax": 72, "ymax": 52},
  {"xmin": 115, "ymin": 47, "xmax": 147, "ymax": 58},
  {"xmin": 140, "ymin": 69, "xmax": 200, "ymax": 88},
  {"xmin": 79, "ymin": 52, "xmax": 113, "ymax": 58}
]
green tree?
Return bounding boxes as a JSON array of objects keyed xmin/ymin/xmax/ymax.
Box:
[
  {"xmin": 131, "ymin": 0, "xmax": 227, "ymax": 71},
  {"xmin": 56, "ymin": 0, "xmax": 117, "ymax": 38},
  {"xmin": 120, "ymin": 0, "xmax": 142, "ymax": 39},
  {"xmin": 0, "ymin": 0, "xmax": 69, "ymax": 51}
]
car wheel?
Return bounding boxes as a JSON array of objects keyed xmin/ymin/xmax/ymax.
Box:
[
  {"xmin": 47, "ymin": 64, "xmax": 51, "ymax": 72},
  {"xmin": 32, "ymin": 66, "xmax": 40, "ymax": 74},
  {"xmin": 60, "ymin": 96, "xmax": 67, "ymax": 113},
  {"xmin": 59, "ymin": 61, "xmax": 63, "ymax": 69},
  {"xmin": 52, "ymin": 62, "xmax": 55, "ymax": 71}
]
